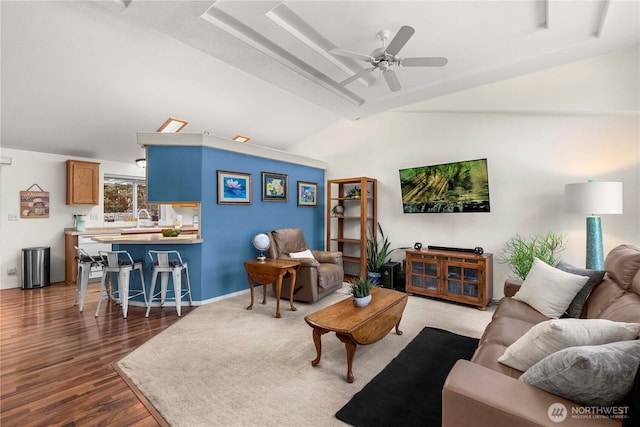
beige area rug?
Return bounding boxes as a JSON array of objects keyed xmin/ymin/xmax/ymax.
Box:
[{"xmin": 118, "ymin": 285, "xmax": 495, "ymax": 426}]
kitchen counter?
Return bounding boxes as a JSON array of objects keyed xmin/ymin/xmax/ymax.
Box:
[
  {"xmin": 91, "ymin": 233, "xmax": 202, "ymax": 244},
  {"xmin": 64, "ymin": 226, "xmax": 198, "ymax": 236}
]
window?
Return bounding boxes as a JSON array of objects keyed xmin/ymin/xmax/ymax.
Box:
[{"xmin": 104, "ymin": 175, "xmax": 159, "ymax": 222}]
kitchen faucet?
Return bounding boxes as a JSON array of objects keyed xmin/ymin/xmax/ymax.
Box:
[{"xmin": 136, "ymin": 209, "xmax": 152, "ymax": 227}]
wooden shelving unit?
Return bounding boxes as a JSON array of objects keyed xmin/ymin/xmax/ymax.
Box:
[{"xmin": 326, "ymin": 177, "xmax": 377, "ymax": 278}]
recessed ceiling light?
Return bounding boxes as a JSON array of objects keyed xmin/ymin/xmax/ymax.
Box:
[
  {"xmin": 157, "ymin": 117, "xmax": 188, "ymax": 133},
  {"xmin": 233, "ymin": 135, "xmax": 251, "ymax": 143}
]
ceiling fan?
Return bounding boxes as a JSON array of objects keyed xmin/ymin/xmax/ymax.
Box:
[{"xmin": 330, "ymin": 25, "xmax": 447, "ymax": 92}]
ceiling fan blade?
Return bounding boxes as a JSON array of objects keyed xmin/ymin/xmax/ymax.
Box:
[
  {"xmin": 383, "ymin": 70, "xmax": 401, "ymax": 92},
  {"xmin": 401, "ymin": 57, "xmax": 448, "ymax": 67},
  {"xmin": 330, "ymin": 48, "xmax": 374, "ymax": 62},
  {"xmin": 385, "ymin": 25, "xmax": 415, "ymax": 56},
  {"xmin": 338, "ymin": 67, "xmax": 376, "ymax": 86}
]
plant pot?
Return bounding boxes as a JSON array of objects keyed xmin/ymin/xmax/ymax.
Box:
[
  {"xmin": 367, "ymin": 271, "xmax": 381, "ymax": 285},
  {"xmin": 353, "ymin": 294, "xmax": 371, "ymax": 307}
]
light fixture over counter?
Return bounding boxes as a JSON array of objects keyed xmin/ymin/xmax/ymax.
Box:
[
  {"xmin": 158, "ymin": 117, "xmax": 188, "ymax": 133},
  {"xmin": 233, "ymin": 134, "xmax": 251, "ymax": 143}
]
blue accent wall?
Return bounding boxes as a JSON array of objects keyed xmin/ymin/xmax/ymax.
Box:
[{"xmin": 147, "ymin": 145, "xmax": 325, "ymax": 301}]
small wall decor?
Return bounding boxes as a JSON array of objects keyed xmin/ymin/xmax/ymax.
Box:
[
  {"xmin": 217, "ymin": 170, "xmax": 252, "ymax": 204},
  {"xmin": 262, "ymin": 172, "xmax": 288, "ymax": 202},
  {"xmin": 297, "ymin": 181, "xmax": 318, "ymax": 207},
  {"xmin": 20, "ymin": 184, "xmax": 50, "ymax": 218}
]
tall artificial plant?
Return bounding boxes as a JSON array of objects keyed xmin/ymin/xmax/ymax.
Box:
[
  {"xmin": 366, "ymin": 223, "xmax": 398, "ymax": 273},
  {"xmin": 499, "ymin": 232, "xmax": 567, "ymax": 279}
]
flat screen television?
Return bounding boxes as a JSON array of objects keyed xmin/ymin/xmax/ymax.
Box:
[{"xmin": 399, "ymin": 158, "xmax": 490, "ymax": 213}]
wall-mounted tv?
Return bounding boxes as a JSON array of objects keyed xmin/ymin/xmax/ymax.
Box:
[{"xmin": 399, "ymin": 158, "xmax": 490, "ymax": 213}]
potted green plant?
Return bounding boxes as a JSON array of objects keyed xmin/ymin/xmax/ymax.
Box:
[
  {"xmin": 349, "ymin": 276, "xmax": 374, "ymax": 307},
  {"xmin": 499, "ymin": 231, "xmax": 566, "ymax": 279},
  {"xmin": 366, "ymin": 223, "xmax": 405, "ymax": 284},
  {"xmin": 345, "ymin": 186, "xmax": 361, "ymax": 199}
]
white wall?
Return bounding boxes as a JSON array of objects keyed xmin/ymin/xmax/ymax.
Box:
[
  {"xmin": 289, "ymin": 49, "xmax": 640, "ymax": 299},
  {"xmin": 0, "ymin": 148, "xmax": 144, "ymax": 289}
]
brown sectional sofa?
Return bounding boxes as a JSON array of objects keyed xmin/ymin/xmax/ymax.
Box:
[{"xmin": 443, "ymin": 244, "xmax": 640, "ymax": 427}]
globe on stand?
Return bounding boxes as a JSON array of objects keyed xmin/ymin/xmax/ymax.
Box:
[{"xmin": 252, "ymin": 233, "xmax": 271, "ymax": 262}]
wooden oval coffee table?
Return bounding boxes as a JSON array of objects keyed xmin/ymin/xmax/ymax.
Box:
[{"xmin": 304, "ymin": 287, "xmax": 408, "ymax": 383}]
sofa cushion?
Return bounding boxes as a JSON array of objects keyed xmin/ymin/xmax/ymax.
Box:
[
  {"xmin": 497, "ymin": 318, "xmax": 640, "ymax": 372},
  {"xmin": 471, "ymin": 342, "xmax": 524, "ymax": 379},
  {"xmin": 479, "ymin": 316, "xmax": 538, "ymax": 348},
  {"xmin": 513, "ymin": 258, "xmax": 589, "ymax": 318},
  {"xmin": 520, "ymin": 340, "xmax": 640, "ymax": 406},
  {"xmin": 490, "ymin": 297, "xmax": 550, "ymax": 324},
  {"xmin": 555, "ymin": 261, "xmax": 605, "ymax": 318},
  {"xmin": 271, "ymin": 228, "xmax": 308, "ymax": 255}
]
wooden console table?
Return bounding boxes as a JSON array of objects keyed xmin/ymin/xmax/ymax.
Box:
[
  {"xmin": 304, "ymin": 287, "xmax": 407, "ymax": 383},
  {"xmin": 244, "ymin": 259, "xmax": 300, "ymax": 318}
]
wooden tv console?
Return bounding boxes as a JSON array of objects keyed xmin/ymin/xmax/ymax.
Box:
[{"xmin": 405, "ymin": 249, "xmax": 493, "ymax": 310}]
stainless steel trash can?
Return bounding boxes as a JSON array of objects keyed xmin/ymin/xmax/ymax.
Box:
[{"xmin": 21, "ymin": 247, "xmax": 50, "ymax": 289}]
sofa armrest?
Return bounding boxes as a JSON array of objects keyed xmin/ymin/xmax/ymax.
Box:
[
  {"xmin": 504, "ymin": 278, "xmax": 523, "ymax": 297},
  {"xmin": 278, "ymin": 255, "xmax": 320, "ymax": 268},
  {"xmin": 312, "ymin": 250, "xmax": 342, "ymax": 265},
  {"xmin": 443, "ymin": 360, "xmax": 618, "ymax": 427}
]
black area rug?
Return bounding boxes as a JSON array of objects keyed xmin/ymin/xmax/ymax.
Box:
[{"xmin": 335, "ymin": 327, "xmax": 479, "ymax": 427}]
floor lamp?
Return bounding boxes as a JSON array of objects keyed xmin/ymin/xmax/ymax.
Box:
[{"xmin": 564, "ymin": 181, "xmax": 623, "ymax": 270}]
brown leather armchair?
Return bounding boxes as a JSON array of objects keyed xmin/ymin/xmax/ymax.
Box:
[{"xmin": 265, "ymin": 228, "xmax": 344, "ymax": 302}]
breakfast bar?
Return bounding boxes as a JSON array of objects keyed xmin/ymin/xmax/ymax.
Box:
[{"xmin": 91, "ymin": 233, "xmax": 203, "ymax": 309}]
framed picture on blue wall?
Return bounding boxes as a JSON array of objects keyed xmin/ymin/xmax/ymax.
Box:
[
  {"xmin": 261, "ymin": 172, "xmax": 288, "ymax": 202},
  {"xmin": 297, "ymin": 181, "xmax": 318, "ymax": 207},
  {"xmin": 217, "ymin": 170, "xmax": 252, "ymax": 204}
]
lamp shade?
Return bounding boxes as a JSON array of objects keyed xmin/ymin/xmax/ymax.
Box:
[{"xmin": 564, "ymin": 182, "xmax": 623, "ymax": 215}]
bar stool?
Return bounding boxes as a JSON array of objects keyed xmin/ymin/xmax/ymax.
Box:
[
  {"xmin": 146, "ymin": 250, "xmax": 192, "ymax": 317},
  {"xmin": 95, "ymin": 250, "xmax": 148, "ymax": 318},
  {"xmin": 74, "ymin": 247, "xmax": 103, "ymax": 312}
]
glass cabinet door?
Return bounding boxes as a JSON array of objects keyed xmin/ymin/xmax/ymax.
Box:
[
  {"xmin": 410, "ymin": 259, "xmax": 438, "ymax": 291},
  {"xmin": 446, "ymin": 264, "xmax": 480, "ymax": 298}
]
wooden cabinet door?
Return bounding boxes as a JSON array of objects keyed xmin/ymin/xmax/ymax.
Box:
[{"xmin": 66, "ymin": 160, "xmax": 100, "ymax": 205}]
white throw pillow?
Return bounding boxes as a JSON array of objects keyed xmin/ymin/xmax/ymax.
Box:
[
  {"xmin": 498, "ymin": 318, "xmax": 640, "ymax": 372},
  {"xmin": 288, "ymin": 249, "xmax": 315, "ymax": 259},
  {"xmin": 513, "ymin": 258, "xmax": 589, "ymax": 318}
]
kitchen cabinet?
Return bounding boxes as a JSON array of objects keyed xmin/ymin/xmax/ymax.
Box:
[
  {"xmin": 326, "ymin": 177, "xmax": 377, "ymax": 278},
  {"xmin": 66, "ymin": 160, "xmax": 100, "ymax": 205},
  {"xmin": 405, "ymin": 249, "xmax": 493, "ymax": 309}
]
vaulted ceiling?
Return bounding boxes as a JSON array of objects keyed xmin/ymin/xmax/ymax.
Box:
[{"xmin": 2, "ymin": 1, "xmax": 639, "ymax": 164}]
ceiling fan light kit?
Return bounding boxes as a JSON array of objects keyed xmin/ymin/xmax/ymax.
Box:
[{"xmin": 331, "ymin": 25, "xmax": 448, "ymax": 92}]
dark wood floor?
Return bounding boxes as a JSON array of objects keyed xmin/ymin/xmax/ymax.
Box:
[{"xmin": 0, "ymin": 282, "xmax": 193, "ymax": 426}]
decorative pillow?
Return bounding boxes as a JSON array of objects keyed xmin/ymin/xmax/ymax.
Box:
[
  {"xmin": 497, "ymin": 319, "xmax": 640, "ymax": 371},
  {"xmin": 513, "ymin": 258, "xmax": 589, "ymax": 318},
  {"xmin": 520, "ymin": 340, "xmax": 640, "ymax": 406},
  {"xmin": 555, "ymin": 261, "xmax": 605, "ymax": 318},
  {"xmin": 288, "ymin": 249, "xmax": 315, "ymax": 259},
  {"xmin": 625, "ymin": 360, "xmax": 640, "ymax": 427}
]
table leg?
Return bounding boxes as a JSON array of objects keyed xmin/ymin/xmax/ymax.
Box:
[
  {"xmin": 395, "ymin": 316, "xmax": 404, "ymax": 335},
  {"xmin": 274, "ymin": 275, "xmax": 283, "ymax": 318},
  {"xmin": 337, "ymin": 333, "xmax": 357, "ymax": 383},
  {"xmin": 262, "ymin": 282, "xmax": 267, "ymax": 305},
  {"xmin": 287, "ymin": 267, "xmax": 297, "ymax": 312},
  {"xmin": 246, "ymin": 276, "xmax": 254, "ymax": 310},
  {"xmin": 311, "ymin": 327, "xmax": 328, "ymax": 366}
]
